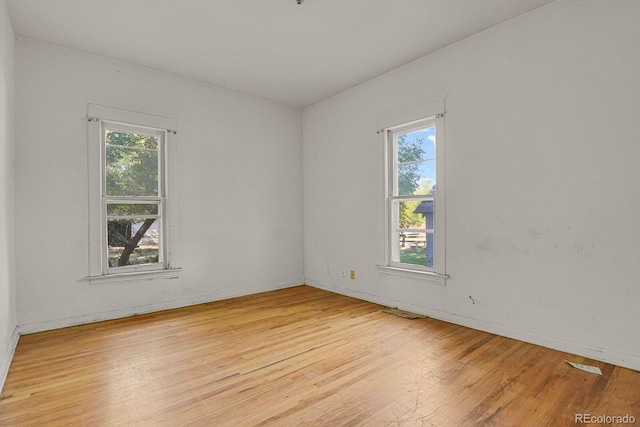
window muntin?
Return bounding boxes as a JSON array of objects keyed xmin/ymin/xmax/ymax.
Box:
[
  {"xmin": 102, "ymin": 123, "xmax": 166, "ymax": 273},
  {"xmin": 387, "ymin": 118, "xmax": 441, "ymax": 272}
]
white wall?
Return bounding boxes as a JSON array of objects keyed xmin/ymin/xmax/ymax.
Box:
[
  {"xmin": 303, "ymin": 0, "xmax": 640, "ymax": 371},
  {"xmin": 14, "ymin": 39, "xmax": 304, "ymax": 332},
  {"xmin": 0, "ymin": 0, "xmax": 17, "ymax": 388}
]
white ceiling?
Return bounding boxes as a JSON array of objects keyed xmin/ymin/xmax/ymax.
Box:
[{"xmin": 6, "ymin": 0, "xmax": 555, "ymax": 107}]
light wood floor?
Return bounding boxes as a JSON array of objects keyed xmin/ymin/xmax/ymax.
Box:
[{"xmin": 1, "ymin": 286, "xmax": 638, "ymax": 426}]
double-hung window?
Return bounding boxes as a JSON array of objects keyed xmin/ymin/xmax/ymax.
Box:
[
  {"xmin": 87, "ymin": 104, "xmax": 179, "ymax": 283},
  {"xmin": 103, "ymin": 123, "xmax": 165, "ymax": 272},
  {"xmin": 384, "ymin": 112, "xmax": 446, "ymax": 280}
]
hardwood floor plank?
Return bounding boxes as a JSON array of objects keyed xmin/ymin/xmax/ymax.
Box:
[{"xmin": 1, "ymin": 285, "xmax": 639, "ymax": 426}]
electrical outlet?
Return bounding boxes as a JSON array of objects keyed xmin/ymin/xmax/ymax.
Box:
[{"xmin": 350, "ymin": 270, "xmax": 355, "ymax": 280}]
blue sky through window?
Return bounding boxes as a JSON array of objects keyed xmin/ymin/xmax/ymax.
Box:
[{"xmin": 398, "ymin": 126, "xmax": 436, "ymax": 194}]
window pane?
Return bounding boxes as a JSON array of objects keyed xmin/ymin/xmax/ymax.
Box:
[
  {"xmin": 397, "ymin": 126, "xmax": 435, "ymax": 162},
  {"xmin": 106, "ymin": 145, "xmax": 159, "ymax": 196},
  {"xmin": 399, "ymin": 232, "xmax": 425, "ymax": 265},
  {"xmin": 397, "ymin": 160, "xmax": 436, "ymax": 195},
  {"xmin": 106, "ymin": 130, "xmax": 158, "ymax": 150},
  {"xmin": 396, "ymin": 200, "xmax": 427, "ymax": 230},
  {"xmin": 398, "ymin": 232, "xmax": 435, "ymax": 268},
  {"xmin": 412, "ymin": 200, "xmax": 434, "ymax": 229},
  {"xmin": 107, "ymin": 218, "xmax": 159, "ymax": 267},
  {"xmin": 395, "ymin": 199, "xmax": 435, "ymax": 268},
  {"xmin": 107, "ymin": 203, "xmax": 159, "ymax": 216}
]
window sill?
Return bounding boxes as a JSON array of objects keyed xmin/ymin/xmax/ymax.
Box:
[
  {"xmin": 376, "ymin": 265, "xmax": 448, "ymax": 285},
  {"xmin": 86, "ymin": 268, "xmax": 182, "ymax": 285}
]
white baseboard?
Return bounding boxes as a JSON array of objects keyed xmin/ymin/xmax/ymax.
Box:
[
  {"xmin": 1, "ymin": 326, "xmax": 20, "ymax": 393},
  {"xmin": 18, "ymin": 280, "xmax": 303, "ymax": 335},
  {"xmin": 305, "ymin": 279, "xmax": 640, "ymax": 373}
]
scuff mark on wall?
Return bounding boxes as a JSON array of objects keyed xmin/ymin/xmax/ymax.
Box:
[{"xmin": 573, "ymin": 241, "xmax": 604, "ymax": 258}]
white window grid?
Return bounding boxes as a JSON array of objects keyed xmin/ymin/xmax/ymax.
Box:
[
  {"xmin": 101, "ymin": 121, "xmax": 168, "ymax": 274},
  {"xmin": 385, "ymin": 115, "xmax": 445, "ymax": 274}
]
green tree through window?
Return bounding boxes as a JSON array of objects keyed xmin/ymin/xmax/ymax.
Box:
[
  {"xmin": 397, "ymin": 134, "xmax": 429, "ymax": 230},
  {"xmin": 105, "ymin": 129, "xmax": 162, "ymax": 268}
]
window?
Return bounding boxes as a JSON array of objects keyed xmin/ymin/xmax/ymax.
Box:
[
  {"xmin": 87, "ymin": 104, "xmax": 179, "ymax": 283},
  {"xmin": 384, "ymin": 113, "xmax": 446, "ymax": 280},
  {"xmin": 103, "ymin": 123, "xmax": 165, "ymax": 272}
]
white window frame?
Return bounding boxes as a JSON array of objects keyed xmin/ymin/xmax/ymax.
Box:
[
  {"xmin": 86, "ymin": 104, "xmax": 181, "ymax": 284},
  {"xmin": 102, "ymin": 122, "xmax": 166, "ymax": 274},
  {"xmin": 378, "ymin": 101, "xmax": 447, "ymax": 285}
]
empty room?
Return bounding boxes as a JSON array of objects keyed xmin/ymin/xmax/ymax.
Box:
[{"xmin": 1, "ymin": 0, "xmax": 639, "ymax": 425}]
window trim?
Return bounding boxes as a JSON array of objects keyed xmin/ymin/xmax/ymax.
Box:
[
  {"xmin": 86, "ymin": 104, "xmax": 180, "ymax": 284},
  {"xmin": 378, "ymin": 101, "xmax": 447, "ymax": 282}
]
